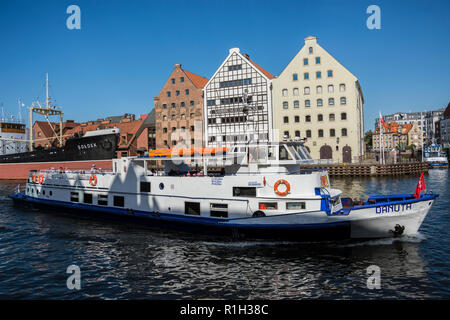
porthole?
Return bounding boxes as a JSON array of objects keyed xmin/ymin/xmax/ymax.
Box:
[{"xmin": 159, "ymin": 183, "xmax": 165, "ymax": 190}]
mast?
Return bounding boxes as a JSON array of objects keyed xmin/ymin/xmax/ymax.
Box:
[
  {"xmin": 46, "ymin": 73, "xmax": 50, "ymax": 109},
  {"xmin": 29, "ymin": 73, "xmax": 64, "ymax": 152}
]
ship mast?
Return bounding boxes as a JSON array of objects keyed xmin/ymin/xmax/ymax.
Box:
[{"xmin": 28, "ymin": 73, "xmax": 64, "ymax": 151}]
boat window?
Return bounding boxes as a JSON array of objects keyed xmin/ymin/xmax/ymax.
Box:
[
  {"xmin": 114, "ymin": 196, "xmax": 125, "ymax": 207},
  {"xmin": 140, "ymin": 181, "xmax": 151, "ymax": 192},
  {"xmin": 70, "ymin": 192, "xmax": 79, "ymax": 202},
  {"xmin": 185, "ymin": 202, "xmax": 201, "ymax": 215},
  {"xmin": 50, "ymin": 191, "xmax": 53, "ymax": 196},
  {"xmin": 233, "ymin": 187, "xmax": 256, "ymax": 197},
  {"xmin": 42, "ymin": 190, "xmax": 45, "ymax": 196},
  {"xmin": 286, "ymin": 202, "xmax": 306, "ymax": 210},
  {"xmin": 296, "ymin": 145, "xmax": 313, "ymax": 160},
  {"xmin": 84, "ymin": 193, "xmax": 93, "ymax": 204},
  {"xmin": 210, "ymin": 203, "xmax": 228, "ymax": 218},
  {"xmin": 268, "ymin": 146, "xmax": 277, "ymax": 160},
  {"xmin": 287, "ymin": 145, "xmax": 301, "ymax": 160},
  {"xmin": 98, "ymin": 194, "xmax": 108, "ymax": 206},
  {"xmin": 279, "ymin": 146, "xmax": 293, "ymax": 160},
  {"xmin": 259, "ymin": 202, "xmax": 278, "ymax": 210},
  {"xmin": 248, "ymin": 146, "xmax": 268, "ymax": 163}
]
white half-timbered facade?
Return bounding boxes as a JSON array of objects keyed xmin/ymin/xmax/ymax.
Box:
[{"xmin": 203, "ymin": 48, "xmax": 274, "ymax": 147}]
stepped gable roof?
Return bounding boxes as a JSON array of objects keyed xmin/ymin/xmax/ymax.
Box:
[{"xmin": 183, "ymin": 70, "xmax": 209, "ymax": 88}]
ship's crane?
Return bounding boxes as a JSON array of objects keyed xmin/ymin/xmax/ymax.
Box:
[{"xmin": 28, "ymin": 73, "xmax": 64, "ymax": 151}]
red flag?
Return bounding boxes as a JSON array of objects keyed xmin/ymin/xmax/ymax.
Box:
[
  {"xmin": 414, "ymin": 172, "xmax": 426, "ymax": 198},
  {"xmin": 379, "ymin": 112, "xmax": 387, "ymax": 131}
]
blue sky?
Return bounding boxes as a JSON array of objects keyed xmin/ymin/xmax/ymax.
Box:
[{"xmin": 0, "ymin": 0, "xmax": 449, "ymax": 131}]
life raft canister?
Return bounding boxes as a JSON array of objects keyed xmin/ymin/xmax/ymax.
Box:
[
  {"xmin": 38, "ymin": 174, "xmax": 44, "ymax": 184},
  {"xmin": 89, "ymin": 174, "xmax": 97, "ymax": 186},
  {"xmin": 274, "ymin": 179, "xmax": 290, "ymax": 196}
]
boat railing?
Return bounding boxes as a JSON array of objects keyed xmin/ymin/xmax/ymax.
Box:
[{"xmin": 29, "ymin": 169, "xmax": 114, "ymax": 179}]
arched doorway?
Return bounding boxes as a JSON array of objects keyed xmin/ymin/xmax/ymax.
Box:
[
  {"xmin": 343, "ymin": 145, "xmax": 352, "ymax": 163},
  {"xmin": 320, "ymin": 145, "xmax": 332, "ymax": 159}
]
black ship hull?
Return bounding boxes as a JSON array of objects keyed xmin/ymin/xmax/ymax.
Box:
[{"xmin": 0, "ymin": 133, "xmax": 118, "ymax": 164}]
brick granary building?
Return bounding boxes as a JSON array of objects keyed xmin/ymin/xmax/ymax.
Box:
[{"xmin": 153, "ymin": 63, "xmax": 208, "ymax": 149}]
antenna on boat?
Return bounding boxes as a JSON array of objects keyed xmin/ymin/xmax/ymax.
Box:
[{"xmin": 17, "ymin": 98, "xmax": 24, "ymax": 124}]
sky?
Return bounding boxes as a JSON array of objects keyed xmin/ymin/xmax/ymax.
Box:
[{"xmin": 0, "ymin": 0, "xmax": 449, "ymax": 131}]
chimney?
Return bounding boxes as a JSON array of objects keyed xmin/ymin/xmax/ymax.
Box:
[
  {"xmin": 174, "ymin": 63, "xmax": 182, "ymax": 69},
  {"xmin": 243, "ymin": 53, "xmax": 250, "ymax": 60},
  {"xmin": 304, "ymin": 35, "xmax": 317, "ymax": 44}
]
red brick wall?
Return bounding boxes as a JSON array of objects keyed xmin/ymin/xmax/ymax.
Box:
[{"xmin": 154, "ymin": 64, "xmax": 205, "ymax": 150}]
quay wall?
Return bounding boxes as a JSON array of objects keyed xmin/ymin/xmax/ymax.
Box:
[{"xmin": 301, "ymin": 162, "xmax": 430, "ymax": 176}]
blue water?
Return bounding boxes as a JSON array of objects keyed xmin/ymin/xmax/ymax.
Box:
[{"xmin": 0, "ymin": 170, "xmax": 448, "ymax": 299}]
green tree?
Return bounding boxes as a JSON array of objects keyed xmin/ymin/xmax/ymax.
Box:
[{"xmin": 364, "ymin": 130, "xmax": 373, "ymax": 150}]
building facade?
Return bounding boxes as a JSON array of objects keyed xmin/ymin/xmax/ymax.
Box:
[
  {"xmin": 153, "ymin": 64, "xmax": 208, "ymax": 149},
  {"xmin": 372, "ymin": 122, "xmax": 412, "ymax": 151},
  {"xmin": 375, "ymin": 108, "xmax": 444, "ymax": 145},
  {"xmin": 407, "ymin": 122, "xmax": 424, "ymax": 149},
  {"xmin": 272, "ymin": 36, "xmax": 364, "ymax": 163},
  {"xmin": 203, "ymin": 48, "xmax": 274, "ymax": 147},
  {"xmin": 440, "ymin": 103, "xmax": 450, "ymax": 148}
]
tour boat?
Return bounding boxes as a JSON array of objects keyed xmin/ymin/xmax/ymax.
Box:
[
  {"xmin": 9, "ymin": 142, "xmax": 438, "ymax": 241},
  {"xmin": 424, "ymin": 144, "xmax": 448, "ymax": 168}
]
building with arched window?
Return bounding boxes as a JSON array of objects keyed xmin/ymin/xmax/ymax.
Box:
[{"xmin": 272, "ymin": 36, "xmax": 364, "ymax": 163}]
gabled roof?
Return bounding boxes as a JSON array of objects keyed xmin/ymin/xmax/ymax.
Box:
[
  {"xmin": 247, "ymin": 58, "xmax": 275, "ymax": 79},
  {"xmin": 374, "ymin": 122, "xmax": 414, "ymax": 134},
  {"xmin": 183, "ymin": 70, "xmax": 209, "ymax": 88}
]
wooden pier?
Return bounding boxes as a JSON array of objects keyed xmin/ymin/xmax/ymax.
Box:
[{"xmin": 301, "ymin": 162, "xmax": 430, "ymax": 177}]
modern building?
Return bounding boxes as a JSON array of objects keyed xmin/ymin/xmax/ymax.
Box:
[
  {"xmin": 153, "ymin": 64, "xmax": 208, "ymax": 149},
  {"xmin": 440, "ymin": 103, "xmax": 450, "ymax": 148},
  {"xmin": 272, "ymin": 36, "xmax": 364, "ymax": 163},
  {"xmin": 203, "ymin": 48, "xmax": 274, "ymax": 147}
]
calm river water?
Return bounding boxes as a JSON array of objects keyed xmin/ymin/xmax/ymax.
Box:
[{"xmin": 0, "ymin": 170, "xmax": 448, "ymax": 299}]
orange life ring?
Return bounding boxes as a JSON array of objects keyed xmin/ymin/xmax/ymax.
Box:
[
  {"xmin": 274, "ymin": 179, "xmax": 290, "ymax": 196},
  {"xmin": 89, "ymin": 174, "xmax": 97, "ymax": 186},
  {"xmin": 38, "ymin": 174, "xmax": 44, "ymax": 184},
  {"xmin": 32, "ymin": 173, "xmax": 37, "ymax": 183}
]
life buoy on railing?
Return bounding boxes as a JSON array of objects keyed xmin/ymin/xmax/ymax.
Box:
[
  {"xmin": 32, "ymin": 173, "xmax": 37, "ymax": 183},
  {"xmin": 274, "ymin": 179, "xmax": 290, "ymax": 196},
  {"xmin": 38, "ymin": 174, "xmax": 44, "ymax": 184},
  {"xmin": 89, "ymin": 174, "xmax": 97, "ymax": 186}
]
